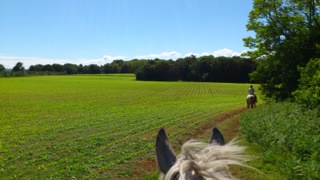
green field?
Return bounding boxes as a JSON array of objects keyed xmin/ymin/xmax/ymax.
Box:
[{"xmin": 0, "ymin": 74, "xmax": 258, "ymax": 179}]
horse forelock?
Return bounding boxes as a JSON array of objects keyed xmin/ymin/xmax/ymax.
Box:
[{"xmin": 163, "ymin": 139, "xmax": 252, "ymax": 180}]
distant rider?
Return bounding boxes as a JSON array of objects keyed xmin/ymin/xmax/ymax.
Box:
[{"xmin": 248, "ymin": 85, "xmax": 257, "ymax": 103}]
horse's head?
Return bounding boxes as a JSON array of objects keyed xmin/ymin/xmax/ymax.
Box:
[{"xmin": 156, "ymin": 127, "xmax": 252, "ymax": 180}]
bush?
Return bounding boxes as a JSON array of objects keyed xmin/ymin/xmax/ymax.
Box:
[
  {"xmin": 240, "ymin": 102, "xmax": 320, "ymax": 178},
  {"xmin": 293, "ymin": 58, "xmax": 320, "ymax": 111}
]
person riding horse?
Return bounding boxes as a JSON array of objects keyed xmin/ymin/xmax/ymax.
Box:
[{"xmin": 248, "ymin": 85, "xmax": 257, "ymax": 103}]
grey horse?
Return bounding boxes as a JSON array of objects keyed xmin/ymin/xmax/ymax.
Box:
[{"xmin": 156, "ymin": 127, "xmax": 255, "ymax": 180}]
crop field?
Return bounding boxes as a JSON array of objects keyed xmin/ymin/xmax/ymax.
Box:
[{"xmin": 0, "ymin": 74, "xmax": 259, "ymax": 179}]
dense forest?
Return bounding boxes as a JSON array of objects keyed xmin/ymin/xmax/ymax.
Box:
[
  {"xmin": 0, "ymin": 55, "xmax": 257, "ymax": 83},
  {"xmin": 135, "ymin": 56, "xmax": 257, "ymax": 82}
]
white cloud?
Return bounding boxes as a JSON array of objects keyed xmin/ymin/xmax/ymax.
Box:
[
  {"xmin": 183, "ymin": 49, "xmax": 244, "ymax": 58},
  {"xmin": 0, "ymin": 55, "xmax": 68, "ymax": 69},
  {"xmin": 0, "ymin": 55, "xmax": 126, "ymax": 69},
  {"xmin": 212, "ymin": 48, "xmax": 242, "ymax": 57},
  {"xmin": 103, "ymin": 55, "xmax": 126, "ymax": 63},
  {"xmin": 74, "ymin": 55, "xmax": 126, "ymax": 66},
  {"xmin": 184, "ymin": 52, "xmax": 199, "ymax": 57},
  {"xmin": 134, "ymin": 51, "xmax": 181, "ymax": 59},
  {"xmin": 200, "ymin": 52, "xmax": 211, "ymax": 56},
  {"xmin": 0, "ymin": 49, "xmax": 246, "ymax": 69}
]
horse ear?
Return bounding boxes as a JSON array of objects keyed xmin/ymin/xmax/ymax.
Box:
[
  {"xmin": 156, "ymin": 128, "xmax": 177, "ymax": 174},
  {"xmin": 209, "ymin": 127, "xmax": 225, "ymax": 145}
]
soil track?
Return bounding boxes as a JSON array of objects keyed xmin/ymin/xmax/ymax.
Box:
[{"xmin": 131, "ymin": 107, "xmax": 248, "ymax": 179}]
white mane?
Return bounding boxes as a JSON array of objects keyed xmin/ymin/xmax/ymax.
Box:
[
  {"xmin": 161, "ymin": 139, "xmax": 253, "ymax": 180},
  {"xmin": 247, "ymin": 94, "xmax": 254, "ymax": 98}
]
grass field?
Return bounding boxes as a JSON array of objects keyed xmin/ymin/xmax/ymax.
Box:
[{"xmin": 0, "ymin": 74, "xmax": 259, "ymax": 179}]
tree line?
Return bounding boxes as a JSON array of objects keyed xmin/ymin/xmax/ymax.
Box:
[
  {"xmin": 27, "ymin": 59, "xmax": 148, "ymax": 74},
  {"xmin": 136, "ymin": 55, "xmax": 257, "ymax": 82},
  {"xmin": 0, "ymin": 59, "xmax": 148, "ymax": 76},
  {"xmin": 0, "ymin": 56, "xmax": 257, "ymax": 83}
]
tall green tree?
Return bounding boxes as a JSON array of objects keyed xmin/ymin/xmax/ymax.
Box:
[
  {"xmin": 244, "ymin": 0, "xmax": 320, "ymax": 100},
  {"xmin": 293, "ymin": 58, "xmax": 320, "ymax": 110},
  {"xmin": 29, "ymin": 64, "xmax": 44, "ymax": 72},
  {"xmin": 52, "ymin": 64, "xmax": 64, "ymax": 73},
  {"xmin": 0, "ymin": 64, "xmax": 5, "ymax": 72},
  {"xmin": 12, "ymin": 62, "xmax": 25, "ymax": 72},
  {"xmin": 88, "ymin": 64, "xmax": 101, "ymax": 74},
  {"xmin": 64, "ymin": 63, "xmax": 78, "ymax": 74}
]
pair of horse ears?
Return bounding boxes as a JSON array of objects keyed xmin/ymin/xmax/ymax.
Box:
[{"xmin": 156, "ymin": 127, "xmax": 225, "ymax": 174}]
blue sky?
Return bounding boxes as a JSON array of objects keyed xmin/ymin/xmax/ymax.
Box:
[{"xmin": 0, "ymin": 0, "xmax": 254, "ymax": 68}]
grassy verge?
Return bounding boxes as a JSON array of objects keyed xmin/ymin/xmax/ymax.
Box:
[{"xmin": 240, "ymin": 102, "xmax": 320, "ymax": 179}]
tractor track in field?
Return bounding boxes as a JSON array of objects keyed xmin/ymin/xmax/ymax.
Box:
[{"xmin": 128, "ymin": 107, "xmax": 248, "ymax": 180}]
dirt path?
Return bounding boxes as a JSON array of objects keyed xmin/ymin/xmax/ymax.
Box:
[{"xmin": 130, "ymin": 107, "xmax": 248, "ymax": 179}]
